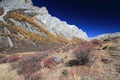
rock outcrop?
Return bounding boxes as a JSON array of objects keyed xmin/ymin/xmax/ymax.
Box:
[
  {"xmin": 0, "ymin": 36, "xmax": 14, "ymax": 48},
  {"xmin": 0, "ymin": 0, "xmax": 33, "ymax": 6},
  {"xmin": 0, "ymin": 0, "xmax": 88, "ymax": 53},
  {"xmin": 93, "ymin": 32, "xmax": 120, "ymax": 40},
  {"xmin": 34, "ymin": 8, "xmax": 88, "ymax": 40}
]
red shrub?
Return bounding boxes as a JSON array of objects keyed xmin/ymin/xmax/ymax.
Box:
[
  {"xmin": 24, "ymin": 72, "xmax": 42, "ymax": 80},
  {"xmin": 7, "ymin": 55, "xmax": 20, "ymax": 62},
  {"xmin": 30, "ymin": 72, "xmax": 42, "ymax": 80},
  {"xmin": 0, "ymin": 55, "xmax": 20, "ymax": 63},
  {"xmin": 0, "ymin": 55, "xmax": 7, "ymax": 64},
  {"xmin": 90, "ymin": 39, "xmax": 101, "ymax": 46},
  {"xmin": 72, "ymin": 41, "xmax": 96, "ymax": 66},
  {"xmin": 42, "ymin": 57, "xmax": 56, "ymax": 68},
  {"xmin": 73, "ymin": 42, "xmax": 94, "ymax": 55},
  {"xmin": 12, "ymin": 52, "xmax": 49, "ymax": 80},
  {"xmin": 0, "ymin": 57, "xmax": 8, "ymax": 64},
  {"xmin": 62, "ymin": 45, "xmax": 71, "ymax": 52}
]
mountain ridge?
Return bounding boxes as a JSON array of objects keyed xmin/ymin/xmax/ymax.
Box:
[
  {"xmin": 0, "ymin": 0, "xmax": 88, "ymax": 53},
  {"xmin": 93, "ymin": 32, "xmax": 120, "ymax": 40}
]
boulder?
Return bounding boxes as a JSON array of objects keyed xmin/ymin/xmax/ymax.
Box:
[
  {"xmin": 0, "ymin": 36, "xmax": 14, "ymax": 48},
  {"xmin": 53, "ymin": 56, "xmax": 63, "ymax": 64}
]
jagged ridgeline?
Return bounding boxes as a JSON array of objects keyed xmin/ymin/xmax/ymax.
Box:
[{"xmin": 0, "ymin": 0, "xmax": 88, "ymax": 53}]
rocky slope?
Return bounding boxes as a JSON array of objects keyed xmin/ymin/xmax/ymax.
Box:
[
  {"xmin": 93, "ymin": 32, "xmax": 120, "ymax": 40},
  {"xmin": 0, "ymin": 0, "xmax": 88, "ymax": 53},
  {"xmin": 0, "ymin": 35, "xmax": 120, "ymax": 80}
]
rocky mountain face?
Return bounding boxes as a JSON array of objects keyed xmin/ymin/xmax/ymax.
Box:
[
  {"xmin": 93, "ymin": 32, "xmax": 120, "ymax": 40},
  {"xmin": 0, "ymin": 0, "xmax": 88, "ymax": 53},
  {"xmin": 0, "ymin": 0, "xmax": 33, "ymax": 5}
]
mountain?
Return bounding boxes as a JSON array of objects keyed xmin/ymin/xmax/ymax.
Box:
[
  {"xmin": 93, "ymin": 32, "xmax": 120, "ymax": 40},
  {"xmin": 0, "ymin": 0, "xmax": 88, "ymax": 53}
]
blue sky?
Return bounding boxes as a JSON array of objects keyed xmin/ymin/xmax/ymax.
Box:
[{"xmin": 32, "ymin": 0, "xmax": 120, "ymax": 37}]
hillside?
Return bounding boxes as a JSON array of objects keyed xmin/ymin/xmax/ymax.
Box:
[
  {"xmin": 0, "ymin": 0, "xmax": 88, "ymax": 53},
  {"xmin": 0, "ymin": 0, "xmax": 120, "ymax": 80},
  {"xmin": 0, "ymin": 36, "xmax": 120, "ymax": 80},
  {"xmin": 93, "ymin": 32, "xmax": 120, "ymax": 40}
]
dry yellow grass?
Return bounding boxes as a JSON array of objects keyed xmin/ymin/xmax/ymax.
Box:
[
  {"xmin": 6, "ymin": 12, "xmax": 70, "ymax": 44},
  {"xmin": 0, "ymin": 63, "xmax": 23, "ymax": 80},
  {"xmin": 70, "ymin": 37, "xmax": 85, "ymax": 44},
  {"xmin": 0, "ymin": 46, "xmax": 112, "ymax": 80},
  {"xmin": 0, "ymin": 52, "xmax": 35, "ymax": 58},
  {"xmin": 2, "ymin": 11, "xmax": 85, "ymax": 45}
]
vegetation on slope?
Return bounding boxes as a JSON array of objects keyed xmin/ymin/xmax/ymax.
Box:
[
  {"xmin": 0, "ymin": 37, "xmax": 120, "ymax": 80},
  {"xmin": 3, "ymin": 11, "xmax": 71, "ymax": 44}
]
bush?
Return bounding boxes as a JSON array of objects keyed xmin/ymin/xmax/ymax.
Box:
[
  {"xmin": 28, "ymin": 72, "xmax": 42, "ymax": 80},
  {"xmin": 0, "ymin": 55, "xmax": 20, "ymax": 64},
  {"xmin": 0, "ymin": 56, "xmax": 8, "ymax": 64},
  {"xmin": 90, "ymin": 39, "xmax": 101, "ymax": 46},
  {"xmin": 42, "ymin": 57, "xmax": 56, "ymax": 68},
  {"xmin": 65, "ymin": 59, "xmax": 79, "ymax": 67},
  {"xmin": 7, "ymin": 55, "xmax": 20, "ymax": 62},
  {"xmin": 12, "ymin": 52, "xmax": 49, "ymax": 80},
  {"xmin": 13, "ymin": 54, "xmax": 42, "ymax": 74},
  {"xmin": 0, "ymin": 55, "xmax": 8, "ymax": 64},
  {"xmin": 72, "ymin": 42, "xmax": 95, "ymax": 66}
]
